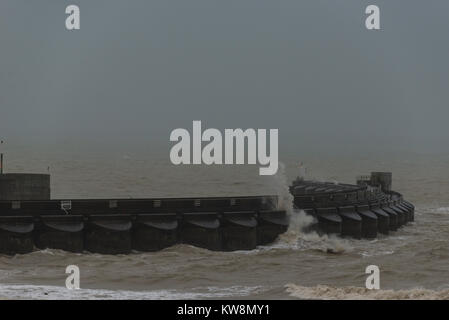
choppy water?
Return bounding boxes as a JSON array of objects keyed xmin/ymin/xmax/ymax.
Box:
[{"xmin": 1, "ymin": 145, "xmax": 449, "ymax": 299}]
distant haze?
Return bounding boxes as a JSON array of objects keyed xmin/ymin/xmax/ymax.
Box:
[{"xmin": 1, "ymin": 0, "xmax": 448, "ymax": 155}]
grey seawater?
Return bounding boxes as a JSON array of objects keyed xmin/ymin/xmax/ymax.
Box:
[{"xmin": 1, "ymin": 144, "xmax": 449, "ymax": 300}]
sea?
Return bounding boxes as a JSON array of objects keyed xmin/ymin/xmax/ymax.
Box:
[{"xmin": 0, "ymin": 143, "xmax": 448, "ymax": 300}]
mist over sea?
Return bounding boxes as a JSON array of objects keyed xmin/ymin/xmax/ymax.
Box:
[{"xmin": 0, "ymin": 143, "xmax": 448, "ymax": 300}]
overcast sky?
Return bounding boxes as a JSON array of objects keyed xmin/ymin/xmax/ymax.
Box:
[{"xmin": 0, "ymin": 0, "xmax": 448, "ymax": 154}]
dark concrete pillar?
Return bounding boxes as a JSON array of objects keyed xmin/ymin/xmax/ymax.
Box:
[{"xmin": 0, "ymin": 174, "xmax": 50, "ymax": 200}]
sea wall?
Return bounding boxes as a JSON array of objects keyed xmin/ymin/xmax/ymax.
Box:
[{"xmin": 0, "ymin": 174, "xmax": 50, "ymax": 201}]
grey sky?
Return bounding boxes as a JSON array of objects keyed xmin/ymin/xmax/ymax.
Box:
[{"xmin": 1, "ymin": 0, "xmax": 448, "ymax": 154}]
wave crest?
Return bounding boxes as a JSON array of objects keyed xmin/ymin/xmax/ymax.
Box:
[{"xmin": 285, "ymin": 283, "xmax": 449, "ymax": 300}]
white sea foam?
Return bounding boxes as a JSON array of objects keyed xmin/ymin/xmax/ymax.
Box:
[
  {"xmin": 0, "ymin": 284, "xmax": 264, "ymax": 300},
  {"xmin": 285, "ymin": 283, "xmax": 449, "ymax": 300},
  {"xmin": 432, "ymin": 207, "xmax": 449, "ymax": 214},
  {"xmin": 269, "ymin": 163, "xmax": 351, "ymax": 253}
]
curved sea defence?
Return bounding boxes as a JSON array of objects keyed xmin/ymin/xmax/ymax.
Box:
[
  {"xmin": 0, "ymin": 171, "xmax": 413, "ymax": 255},
  {"xmin": 291, "ymin": 172, "xmax": 414, "ymax": 239}
]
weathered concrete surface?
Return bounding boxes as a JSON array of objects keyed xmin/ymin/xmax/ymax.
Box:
[{"xmin": 0, "ymin": 174, "xmax": 50, "ymax": 200}]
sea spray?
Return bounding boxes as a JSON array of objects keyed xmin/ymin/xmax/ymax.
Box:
[
  {"xmin": 270, "ymin": 162, "xmax": 315, "ymax": 239},
  {"xmin": 270, "ymin": 162, "xmax": 351, "ymax": 253},
  {"xmin": 271, "ymin": 162, "xmax": 294, "ymax": 214},
  {"xmin": 271, "ymin": 162, "xmax": 315, "ymax": 230}
]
